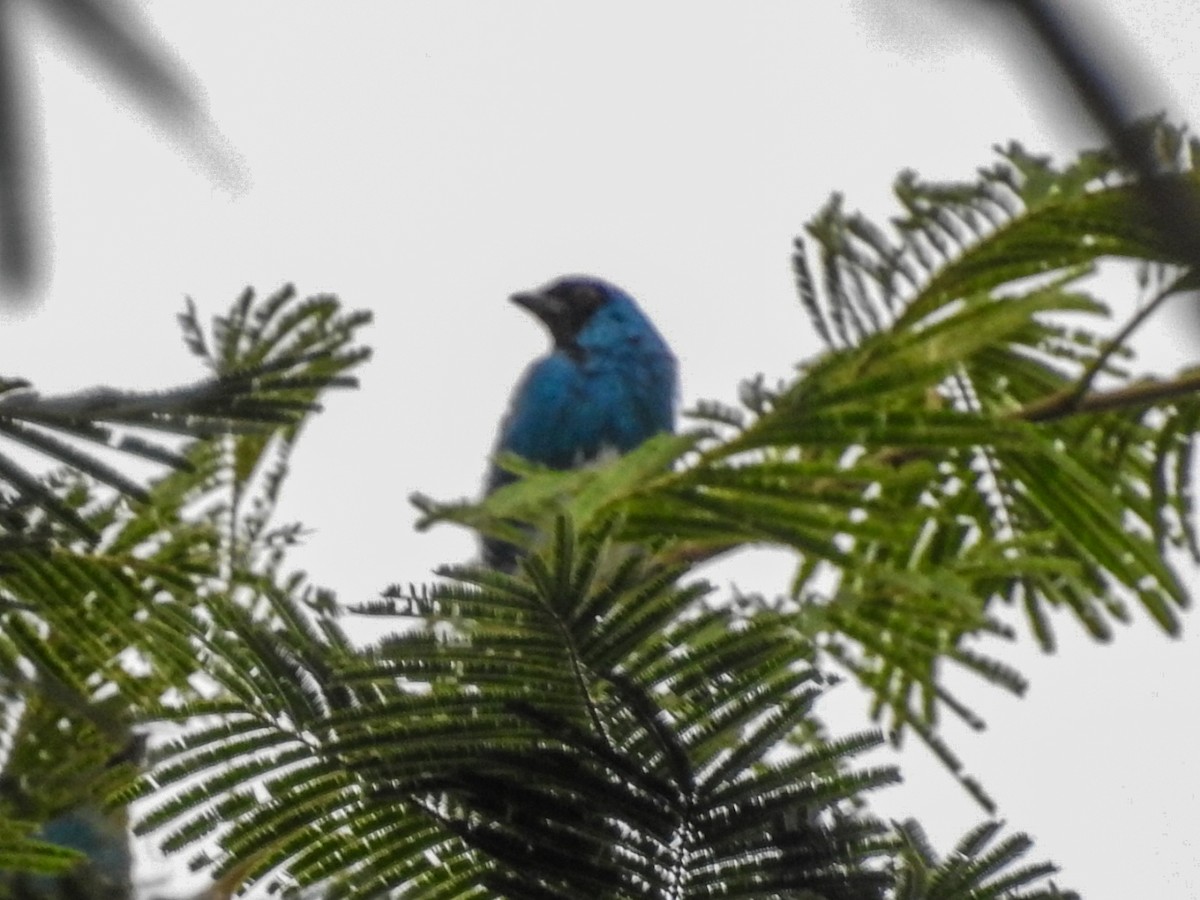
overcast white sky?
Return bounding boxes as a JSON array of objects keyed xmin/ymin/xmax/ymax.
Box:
[{"xmin": 3, "ymin": 2, "xmax": 1199, "ymax": 897}]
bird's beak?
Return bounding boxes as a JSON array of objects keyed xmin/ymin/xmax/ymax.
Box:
[{"xmin": 510, "ymin": 290, "xmax": 565, "ymax": 327}]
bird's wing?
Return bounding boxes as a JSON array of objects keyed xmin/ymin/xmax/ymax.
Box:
[{"xmin": 494, "ymin": 354, "xmax": 590, "ymax": 473}]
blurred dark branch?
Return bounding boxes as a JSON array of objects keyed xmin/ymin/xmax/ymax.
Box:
[
  {"xmin": 997, "ymin": 0, "xmax": 1200, "ymax": 267},
  {"xmin": 0, "ymin": 0, "xmax": 236, "ymax": 301},
  {"xmin": 38, "ymin": 0, "xmax": 199, "ymax": 121},
  {"xmin": 0, "ymin": 3, "xmax": 34, "ymax": 291}
]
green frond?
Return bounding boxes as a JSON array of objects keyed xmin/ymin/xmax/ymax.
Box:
[
  {"xmin": 0, "ymin": 825, "xmax": 84, "ymax": 876},
  {"xmin": 12, "ymin": 122, "xmax": 1193, "ymax": 895},
  {"xmin": 891, "ymin": 818, "xmax": 1080, "ymax": 899},
  {"xmin": 0, "ymin": 284, "xmax": 370, "ymax": 900},
  {"xmin": 0, "ymin": 284, "xmax": 369, "ymax": 545},
  {"xmin": 128, "ymin": 513, "xmax": 901, "ymax": 897}
]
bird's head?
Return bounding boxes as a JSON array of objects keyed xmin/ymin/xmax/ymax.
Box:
[{"xmin": 511, "ymin": 276, "xmax": 667, "ymax": 361}]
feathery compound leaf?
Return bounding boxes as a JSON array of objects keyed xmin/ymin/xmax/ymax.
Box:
[
  {"xmin": 134, "ymin": 515, "xmax": 903, "ymax": 897},
  {"xmin": 41, "ymin": 127, "xmax": 1200, "ymax": 896},
  {"xmin": 0, "ymin": 286, "xmax": 369, "ymax": 539},
  {"xmin": 890, "ymin": 818, "xmax": 1080, "ymax": 899},
  {"xmin": 634, "ymin": 122, "xmax": 1200, "ymax": 763},
  {"xmin": 0, "ymin": 285, "xmax": 369, "ymax": 898}
]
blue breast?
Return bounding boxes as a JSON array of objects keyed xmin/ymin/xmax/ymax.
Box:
[{"xmin": 490, "ymin": 290, "xmax": 676, "ymax": 488}]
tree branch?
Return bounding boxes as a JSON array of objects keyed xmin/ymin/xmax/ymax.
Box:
[
  {"xmin": 1016, "ymin": 368, "xmax": 1200, "ymax": 422},
  {"xmin": 1057, "ymin": 273, "xmax": 1190, "ymax": 413},
  {"xmin": 873, "ymin": 368, "xmax": 1200, "ymax": 471}
]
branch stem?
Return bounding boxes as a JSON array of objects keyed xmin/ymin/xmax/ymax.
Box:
[{"xmin": 1016, "ymin": 368, "xmax": 1200, "ymax": 422}]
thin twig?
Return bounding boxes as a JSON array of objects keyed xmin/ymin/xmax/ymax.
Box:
[
  {"xmin": 874, "ymin": 368, "xmax": 1200, "ymax": 470},
  {"xmin": 1060, "ymin": 272, "xmax": 1192, "ymax": 412},
  {"xmin": 1016, "ymin": 368, "xmax": 1200, "ymax": 422}
]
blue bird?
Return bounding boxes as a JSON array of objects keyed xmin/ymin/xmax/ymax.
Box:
[
  {"xmin": 36, "ymin": 807, "xmax": 132, "ymax": 898},
  {"xmin": 484, "ymin": 276, "xmax": 678, "ymax": 569}
]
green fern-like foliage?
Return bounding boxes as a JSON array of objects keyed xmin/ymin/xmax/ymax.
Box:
[
  {"xmin": 413, "ymin": 122, "xmax": 1200, "ymax": 814},
  {"xmin": 13, "ymin": 122, "xmax": 1197, "ymax": 897},
  {"xmin": 128, "ymin": 517, "xmax": 896, "ymax": 897},
  {"xmin": 890, "ymin": 820, "xmax": 1078, "ymax": 900},
  {"xmin": 0, "ymin": 285, "xmax": 370, "ymax": 897},
  {"xmin": 125, "ymin": 507, "xmax": 1076, "ymax": 899}
]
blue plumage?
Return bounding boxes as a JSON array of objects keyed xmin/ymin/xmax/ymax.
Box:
[
  {"xmin": 484, "ymin": 276, "xmax": 677, "ymax": 568},
  {"xmin": 42, "ymin": 808, "xmax": 131, "ymax": 883}
]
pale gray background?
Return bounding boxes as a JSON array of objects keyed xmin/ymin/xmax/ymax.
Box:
[{"xmin": 2, "ymin": 2, "xmax": 1197, "ymax": 897}]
